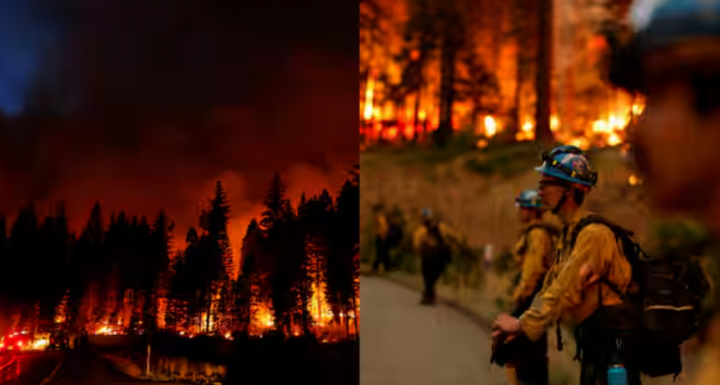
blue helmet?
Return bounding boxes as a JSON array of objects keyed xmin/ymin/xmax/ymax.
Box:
[
  {"xmin": 515, "ymin": 189, "xmax": 542, "ymax": 209},
  {"xmin": 420, "ymin": 208, "xmax": 432, "ymax": 218},
  {"xmin": 630, "ymin": 0, "xmax": 720, "ymax": 55},
  {"xmin": 604, "ymin": 0, "xmax": 720, "ymax": 92},
  {"xmin": 535, "ymin": 145, "xmax": 598, "ymax": 187}
]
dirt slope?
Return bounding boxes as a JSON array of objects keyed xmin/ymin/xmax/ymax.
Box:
[{"xmin": 360, "ymin": 148, "xmax": 651, "ymax": 252}]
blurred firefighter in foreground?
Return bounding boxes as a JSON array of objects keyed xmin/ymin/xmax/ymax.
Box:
[
  {"xmin": 412, "ymin": 208, "xmax": 468, "ymax": 305},
  {"xmin": 372, "ymin": 203, "xmax": 404, "ymax": 274},
  {"xmin": 611, "ymin": 0, "xmax": 720, "ymax": 383},
  {"xmin": 501, "ymin": 190, "xmax": 558, "ymax": 385},
  {"xmin": 492, "ymin": 145, "xmax": 708, "ymax": 385}
]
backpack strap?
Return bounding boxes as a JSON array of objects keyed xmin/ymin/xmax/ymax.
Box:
[
  {"xmin": 426, "ymin": 223, "xmax": 446, "ymax": 247},
  {"xmin": 520, "ymin": 223, "xmax": 559, "ymax": 263},
  {"xmin": 567, "ymin": 214, "xmax": 635, "ymax": 251},
  {"xmin": 567, "ymin": 214, "xmax": 639, "ymax": 300}
]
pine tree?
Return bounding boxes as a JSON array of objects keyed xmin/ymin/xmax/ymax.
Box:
[
  {"xmin": 261, "ymin": 172, "xmax": 288, "ymax": 232},
  {"xmin": 208, "ymin": 181, "xmax": 231, "ymax": 237},
  {"xmin": 10, "ymin": 204, "xmax": 40, "ymax": 305},
  {"xmin": 238, "ymin": 221, "xmax": 261, "ymax": 336}
]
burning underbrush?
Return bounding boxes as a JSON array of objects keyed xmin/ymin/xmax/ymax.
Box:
[
  {"xmin": 361, "ymin": 82, "xmax": 645, "ymax": 152},
  {"xmin": 69, "ymin": 277, "xmax": 358, "ymax": 343}
]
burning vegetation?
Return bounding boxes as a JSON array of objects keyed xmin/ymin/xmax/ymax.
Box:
[
  {"xmin": 0, "ymin": 169, "xmax": 359, "ymax": 347},
  {"xmin": 360, "ymin": 0, "xmax": 641, "ymax": 150}
]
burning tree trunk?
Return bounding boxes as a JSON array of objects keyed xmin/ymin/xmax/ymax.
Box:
[
  {"xmin": 297, "ymin": 245, "xmax": 312, "ymax": 336},
  {"xmin": 412, "ymin": 89, "xmax": 422, "ymax": 143},
  {"xmin": 510, "ymin": 0, "xmax": 526, "ymax": 142},
  {"xmin": 351, "ymin": 294, "xmax": 359, "ymax": 338},
  {"xmin": 204, "ymin": 285, "xmax": 212, "ymax": 333},
  {"xmin": 435, "ymin": 35, "xmax": 458, "ymax": 148},
  {"xmin": 534, "ymin": 0, "xmax": 555, "ymax": 147},
  {"xmin": 345, "ymin": 305, "xmax": 350, "ymax": 338}
]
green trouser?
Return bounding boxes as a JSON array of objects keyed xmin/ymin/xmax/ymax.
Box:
[{"xmin": 420, "ymin": 249, "xmax": 450, "ymax": 302}]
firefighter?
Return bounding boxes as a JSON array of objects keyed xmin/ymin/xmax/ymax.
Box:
[
  {"xmin": 372, "ymin": 204, "xmax": 392, "ymax": 274},
  {"xmin": 412, "ymin": 208, "xmax": 466, "ymax": 305},
  {"xmin": 491, "ymin": 145, "xmax": 640, "ymax": 385},
  {"xmin": 503, "ymin": 190, "xmax": 558, "ymax": 385},
  {"xmin": 611, "ymin": 0, "xmax": 720, "ymax": 383}
]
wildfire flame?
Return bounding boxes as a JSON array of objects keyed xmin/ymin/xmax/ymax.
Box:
[
  {"xmin": 247, "ymin": 280, "xmax": 355, "ymax": 337},
  {"xmin": 92, "ymin": 318, "xmax": 124, "ymax": 335},
  {"xmin": 30, "ymin": 336, "xmax": 49, "ymax": 350},
  {"xmin": 359, "ymin": 0, "xmax": 647, "ymax": 152},
  {"xmin": 628, "ymin": 173, "xmax": 641, "ymax": 186},
  {"xmin": 484, "ymin": 116, "xmax": 497, "ymax": 137},
  {"xmin": 309, "ymin": 281, "xmax": 334, "ymax": 327},
  {"xmin": 363, "ymin": 72, "xmax": 376, "ymax": 121}
]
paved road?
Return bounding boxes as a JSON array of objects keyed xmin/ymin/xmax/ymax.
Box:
[
  {"xmin": 48, "ymin": 350, "xmax": 184, "ymax": 385},
  {"xmin": 361, "ymin": 276, "xmax": 508, "ymax": 385}
]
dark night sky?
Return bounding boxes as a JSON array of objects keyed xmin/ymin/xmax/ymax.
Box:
[{"xmin": 0, "ymin": 0, "xmax": 358, "ymax": 248}]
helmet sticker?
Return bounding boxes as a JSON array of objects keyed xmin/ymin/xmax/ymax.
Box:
[{"xmin": 572, "ymin": 158, "xmax": 587, "ymax": 173}]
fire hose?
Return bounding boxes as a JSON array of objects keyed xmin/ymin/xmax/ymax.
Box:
[{"xmin": 0, "ymin": 356, "xmax": 20, "ymax": 382}]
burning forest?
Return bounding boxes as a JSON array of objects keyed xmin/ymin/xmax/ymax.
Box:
[
  {"xmin": 360, "ymin": 0, "xmax": 640, "ymax": 150},
  {"xmin": 0, "ymin": 169, "xmax": 359, "ymax": 350}
]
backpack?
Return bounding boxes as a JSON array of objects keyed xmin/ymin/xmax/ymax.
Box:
[
  {"xmin": 512, "ymin": 223, "xmax": 560, "ymax": 317},
  {"xmin": 385, "ymin": 220, "xmax": 404, "ymax": 249},
  {"xmin": 517, "ymin": 223, "xmax": 560, "ymax": 262},
  {"xmin": 425, "ymin": 222, "xmax": 452, "ymax": 262},
  {"xmin": 568, "ymin": 214, "xmax": 709, "ymax": 346}
]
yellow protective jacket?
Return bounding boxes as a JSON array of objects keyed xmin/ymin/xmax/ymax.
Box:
[
  {"xmin": 412, "ymin": 222, "xmax": 465, "ymax": 256},
  {"xmin": 511, "ymin": 221, "xmax": 555, "ymax": 309},
  {"xmin": 375, "ymin": 214, "xmax": 389, "ymax": 240},
  {"xmin": 519, "ymin": 211, "xmax": 633, "ymax": 342}
]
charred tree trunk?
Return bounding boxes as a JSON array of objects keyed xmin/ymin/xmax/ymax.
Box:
[
  {"xmin": 205, "ymin": 284, "xmax": 212, "ymax": 333},
  {"xmin": 300, "ymin": 271, "xmax": 310, "ymax": 335},
  {"xmin": 345, "ymin": 306, "xmax": 350, "ymax": 338},
  {"xmin": 351, "ymin": 294, "xmax": 359, "ymax": 338},
  {"xmin": 512, "ymin": 35, "xmax": 523, "ymax": 141},
  {"xmin": 435, "ymin": 35, "xmax": 458, "ymax": 148},
  {"xmin": 534, "ymin": 0, "xmax": 555, "ymax": 147},
  {"xmin": 413, "ymin": 88, "xmax": 421, "ymax": 143},
  {"xmin": 315, "ymin": 254, "xmax": 322, "ymax": 323},
  {"xmin": 470, "ymin": 108, "xmax": 478, "ymax": 134}
]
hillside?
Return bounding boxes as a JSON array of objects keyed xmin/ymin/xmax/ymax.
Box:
[{"xmin": 360, "ymin": 144, "xmax": 651, "ymax": 253}]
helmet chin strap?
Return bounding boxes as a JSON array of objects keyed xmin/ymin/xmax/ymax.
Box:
[{"xmin": 551, "ymin": 187, "xmax": 570, "ymax": 215}]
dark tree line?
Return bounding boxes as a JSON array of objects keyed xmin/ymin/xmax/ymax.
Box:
[
  {"xmin": 0, "ymin": 167, "xmax": 359, "ymax": 341},
  {"xmin": 0, "ymin": 200, "xmax": 172, "ymax": 335},
  {"xmin": 234, "ymin": 169, "xmax": 360, "ymax": 338}
]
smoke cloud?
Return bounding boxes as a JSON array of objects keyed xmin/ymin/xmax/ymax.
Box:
[{"xmin": 0, "ymin": 0, "xmax": 358, "ymax": 255}]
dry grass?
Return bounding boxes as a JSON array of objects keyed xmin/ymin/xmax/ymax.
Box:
[{"xmin": 361, "ymin": 146, "xmax": 651, "ymax": 255}]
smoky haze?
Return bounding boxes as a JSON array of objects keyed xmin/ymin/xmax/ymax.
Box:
[{"xmin": 0, "ymin": 0, "xmax": 358, "ymax": 251}]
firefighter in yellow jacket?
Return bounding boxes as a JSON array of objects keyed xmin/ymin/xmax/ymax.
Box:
[
  {"xmin": 504, "ymin": 189, "xmax": 558, "ymax": 385},
  {"xmin": 372, "ymin": 204, "xmax": 392, "ymax": 274},
  {"xmin": 412, "ymin": 208, "xmax": 465, "ymax": 305},
  {"xmin": 492, "ymin": 145, "xmax": 639, "ymax": 385}
]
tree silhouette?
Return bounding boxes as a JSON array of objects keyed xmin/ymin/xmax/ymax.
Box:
[
  {"xmin": 238, "ymin": 219, "xmax": 262, "ymax": 335},
  {"xmin": 261, "ymin": 172, "xmax": 288, "ymax": 232},
  {"xmin": 9, "ymin": 204, "xmax": 40, "ymax": 307},
  {"xmin": 0, "ymin": 168, "xmax": 359, "ymax": 349}
]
